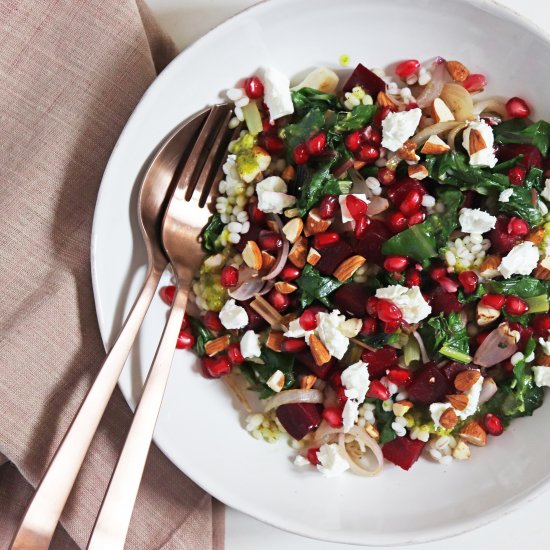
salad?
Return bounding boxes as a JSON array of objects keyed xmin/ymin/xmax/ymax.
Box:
[{"xmin": 160, "ymin": 57, "xmax": 550, "ymax": 477}]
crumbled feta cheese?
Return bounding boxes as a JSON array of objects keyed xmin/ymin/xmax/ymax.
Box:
[
  {"xmin": 316, "ymin": 443, "xmax": 350, "ymax": 477},
  {"xmin": 462, "ymin": 120, "xmax": 498, "ymax": 168},
  {"xmin": 375, "ymin": 285, "xmax": 431, "ymax": 324},
  {"xmin": 256, "ymin": 176, "xmax": 296, "ymax": 214},
  {"xmin": 339, "ymin": 194, "xmax": 370, "ymax": 224},
  {"xmin": 541, "ymin": 178, "xmax": 550, "ymax": 203},
  {"xmin": 262, "ymin": 67, "xmax": 294, "ymax": 121},
  {"xmin": 341, "ymin": 360, "xmax": 371, "ymax": 432},
  {"xmin": 459, "ymin": 208, "xmax": 497, "ymax": 234},
  {"xmin": 539, "ymin": 337, "xmax": 550, "ymax": 356},
  {"xmin": 218, "ymin": 299, "xmax": 248, "ymax": 329},
  {"xmin": 316, "ymin": 310, "xmax": 350, "ymax": 359},
  {"xmin": 284, "ymin": 317, "xmax": 312, "ymax": 343},
  {"xmin": 457, "ymin": 374, "xmax": 483, "ymax": 419},
  {"xmin": 499, "ymin": 188, "xmax": 514, "ymax": 203},
  {"xmin": 381, "ymin": 108, "xmax": 422, "ymax": 151},
  {"xmin": 294, "ymin": 455, "xmax": 310, "ymax": 467},
  {"xmin": 533, "ymin": 366, "xmax": 550, "ymax": 387},
  {"xmin": 342, "ymin": 399, "xmax": 360, "ymax": 433},
  {"xmin": 429, "ymin": 402, "xmax": 452, "ymax": 429},
  {"xmin": 499, "ymin": 241, "xmax": 540, "ymax": 279},
  {"xmin": 240, "ymin": 330, "xmax": 261, "ymax": 359}
]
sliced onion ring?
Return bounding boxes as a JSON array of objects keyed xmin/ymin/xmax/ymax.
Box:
[
  {"xmin": 263, "ymin": 389, "xmax": 324, "ymax": 412},
  {"xmin": 228, "ymin": 268, "xmax": 264, "ymax": 301},
  {"xmin": 411, "ymin": 120, "xmax": 463, "ymax": 146},
  {"xmin": 416, "ymin": 57, "xmax": 446, "ymax": 108},
  {"xmin": 262, "ymin": 214, "xmax": 290, "ymax": 281},
  {"xmin": 338, "ymin": 426, "xmax": 384, "ymax": 476},
  {"xmin": 413, "ymin": 331, "xmax": 430, "ymax": 364},
  {"xmin": 473, "ymin": 98, "xmax": 508, "ymax": 118},
  {"xmin": 446, "ymin": 122, "xmax": 468, "ymax": 148}
]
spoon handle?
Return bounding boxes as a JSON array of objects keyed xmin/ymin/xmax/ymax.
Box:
[
  {"xmin": 87, "ymin": 284, "xmax": 189, "ymax": 550},
  {"xmin": 10, "ymin": 267, "xmax": 163, "ymax": 550}
]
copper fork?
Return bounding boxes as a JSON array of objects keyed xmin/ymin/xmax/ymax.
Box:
[{"xmin": 86, "ymin": 103, "xmax": 235, "ymax": 550}]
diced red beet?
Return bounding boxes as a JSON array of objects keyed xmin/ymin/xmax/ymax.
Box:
[
  {"xmin": 353, "ymin": 219, "xmax": 391, "ymax": 266},
  {"xmin": 242, "ymin": 301, "xmax": 268, "ymax": 331},
  {"xmin": 386, "ymin": 177, "xmax": 426, "ymax": 207},
  {"xmin": 407, "ymin": 363, "xmax": 450, "ymax": 405},
  {"xmin": 496, "ymin": 143, "xmax": 543, "ymax": 169},
  {"xmin": 276, "ymin": 403, "xmax": 322, "ymax": 440},
  {"xmin": 439, "ymin": 362, "xmax": 476, "ymax": 384},
  {"xmin": 333, "ymin": 283, "xmax": 370, "ymax": 317},
  {"xmin": 343, "ymin": 63, "xmax": 386, "ymax": 96},
  {"xmin": 361, "ymin": 346, "xmax": 399, "ymax": 378},
  {"xmin": 428, "ymin": 286, "xmax": 464, "ymax": 315},
  {"xmin": 382, "ymin": 436, "xmax": 426, "ymax": 471},
  {"xmin": 315, "ymin": 240, "xmax": 354, "ymax": 276},
  {"xmin": 296, "ymin": 350, "xmax": 335, "ymax": 379},
  {"xmin": 489, "ymin": 214, "xmax": 522, "ymax": 255}
]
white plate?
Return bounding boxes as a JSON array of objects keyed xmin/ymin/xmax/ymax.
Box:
[{"xmin": 91, "ymin": 0, "xmax": 550, "ymax": 545}]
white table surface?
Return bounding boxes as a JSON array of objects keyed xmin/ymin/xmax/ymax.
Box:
[{"xmin": 144, "ymin": 1, "xmax": 550, "ymax": 547}]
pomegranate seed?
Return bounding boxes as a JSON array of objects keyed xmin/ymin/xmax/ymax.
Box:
[
  {"xmin": 330, "ymin": 372, "xmax": 343, "ymax": 389},
  {"xmin": 354, "ymin": 215, "xmax": 371, "ymax": 239},
  {"xmin": 346, "ymin": 195, "xmax": 369, "ymax": 221},
  {"xmin": 399, "ymin": 189, "xmax": 422, "ymax": 216},
  {"xmin": 322, "ymin": 406, "xmax": 344, "ymax": 428},
  {"xmin": 299, "ymin": 308, "xmax": 318, "ymax": 331},
  {"xmin": 405, "ymin": 269, "xmax": 421, "ymax": 288},
  {"xmin": 483, "ymin": 413, "xmax": 504, "ymax": 436},
  {"xmin": 476, "ymin": 332, "xmax": 490, "ymax": 346},
  {"xmin": 306, "ymin": 131, "xmax": 327, "ymax": 155},
  {"xmin": 280, "ymin": 264, "xmax": 301, "ymax": 282},
  {"xmin": 360, "ymin": 125, "xmax": 382, "ymax": 146},
  {"xmin": 373, "ymin": 107, "xmax": 393, "ymax": 127},
  {"xmin": 259, "ymin": 231, "xmax": 283, "ymax": 251},
  {"xmin": 307, "ymin": 447, "xmax": 320, "ymax": 465},
  {"xmin": 502, "ymin": 359, "xmax": 514, "ymax": 373},
  {"xmin": 313, "ymin": 232, "xmax": 340, "ymax": 250},
  {"xmin": 345, "ymin": 131, "xmax": 361, "ymax": 152},
  {"xmin": 505, "ymin": 295, "xmax": 528, "ymax": 316},
  {"xmin": 203, "ymin": 311, "xmax": 223, "ymax": 332},
  {"xmin": 336, "ymin": 385, "xmax": 348, "ymax": 406},
  {"xmin": 357, "ymin": 144, "xmax": 380, "ymax": 163},
  {"xmin": 293, "ymin": 143, "xmax": 309, "ymax": 165},
  {"xmin": 506, "ymin": 97, "xmax": 530, "ymax": 119},
  {"xmin": 430, "ymin": 267, "xmax": 447, "ymax": 281},
  {"xmin": 261, "ymin": 135, "xmax": 285, "ymax": 154},
  {"xmin": 407, "ymin": 211, "xmax": 425, "ymax": 226},
  {"xmin": 360, "ymin": 317, "xmax": 378, "ymax": 335},
  {"xmin": 159, "ymin": 285, "xmax": 175, "ymax": 305},
  {"xmin": 248, "ymin": 200, "xmax": 267, "ymax": 224},
  {"xmin": 463, "ymin": 73, "xmax": 487, "ymax": 93},
  {"xmin": 395, "ymin": 59, "xmax": 420, "ymax": 79},
  {"xmin": 531, "ymin": 314, "xmax": 550, "ymax": 337},
  {"xmin": 366, "ymin": 379, "xmax": 391, "ymax": 400},
  {"xmin": 244, "ymin": 76, "xmax": 264, "ymax": 99},
  {"xmin": 387, "ymin": 211, "xmax": 408, "ymax": 234},
  {"xmin": 227, "ymin": 342, "xmax": 244, "ymax": 364},
  {"xmin": 384, "ymin": 320, "xmax": 401, "ymax": 333},
  {"xmin": 458, "ymin": 270, "xmax": 478, "ymax": 294},
  {"xmin": 378, "ymin": 167, "xmax": 396, "ymax": 186},
  {"xmin": 267, "ymin": 288, "xmax": 290, "ymax": 312},
  {"xmin": 507, "ymin": 217, "xmax": 529, "ymax": 237},
  {"xmin": 480, "ymin": 294, "xmax": 505, "ymax": 310},
  {"xmin": 319, "ymin": 194, "xmax": 339, "ymax": 219},
  {"xmin": 376, "ymin": 299, "xmax": 403, "ymax": 322},
  {"xmin": 384, "ymin": 255, "xmax": 409, "ymax": 273},
  {"xmin": 281, "ymin": 338, "xmax": 307, "ymax": 353},
  {"xmin": 202, "ymin": 355, "xmax": 232, "ymax": 378},
  {"xmin": 220, "ymin": 266, "xmax": 239, "ymax": 288},
  {"xmin": 387, "ymin": 367, "xmax": 412, "ymax": 386},
  {"xmin": 508, "ymin": 165, "xmax": 527, "ymax": 185},
  {"xmin": 366, "ymin": 297, "xmax": 379, "ymax": 316},
  {"xmin": 176, "ymin": 329, "xmax": 195, "ymax": 350},
  {"xmin": 438, "ymin": 276, "xmax": 459, "ymax": 293}
]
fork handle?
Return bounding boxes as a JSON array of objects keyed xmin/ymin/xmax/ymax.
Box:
[
  {"xmin": 10, "ymin": 266, "xmax": 164, "ymax": 550},
  {"xmin": 87, "ymin": 285, "xmax": 188, "ymax": 550}
]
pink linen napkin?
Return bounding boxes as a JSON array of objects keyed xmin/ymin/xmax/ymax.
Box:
[{"xmin": 0, "ymin": 0, "xmax": 224, "ymax": 548}]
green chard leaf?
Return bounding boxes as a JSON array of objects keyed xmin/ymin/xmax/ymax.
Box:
[
  {"xmin": 359, "ymin": 332, "xmax": 400, "ymax": 349},
  {"xmin": 296, "ymin": 264, "xmax": 343, "ymax": 308},
  {"xmin": 333, "ymin": 104, "xmax": 378, "ymax": 131},
  {"xmin": 189, "ymin": 317, "xmax": 214, "ymax": 356},
  {"xmin": 201, "ymin": 214, "xmax": 225, "ymax": 253},
  {"xmin": 291, "ymin": 87, "xmax": 340, "ymax": 115},
  {"xmin": 420, "ymin": 312, "xmax": 471, "ymax": 363},
  {"xmin": 281, "ymin": 107, "xmax": 325, "ymax": 153},
  {"xmin": 494, "ymin": 119, "xmax": 550, "ymax": 156},
  {"xmin": 486, "ymin": 276, "xmax": 548, "ymax": 298},
  {"xmin": 368, "ymin": 399, "xmax": 396, "ymax": 444},
  {"xmin": 458, "ymin": 283, "xmax": 486, "ymax": 304},
  {"xmin": 499, "ymin": 184, "xmax": 542, "ymax": 227}
]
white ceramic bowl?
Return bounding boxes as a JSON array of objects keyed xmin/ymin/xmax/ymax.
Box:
[{"xmin": 91, "ymin": 0, "xmax": 550, "ymax": 545}]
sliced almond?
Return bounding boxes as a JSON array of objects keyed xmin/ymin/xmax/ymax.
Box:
[
  {"xmin": 446, "ymin": 393, "xmax": 469, "ymax": 411},
  {"xmin": 266, "ymin": 330, "xmax": 284, "ymax": 352},
  {"xmin": 469, "ymin": 128, "xmax": 487, "ymax": 154},
  {"xmin": 282, "ymin": 217, "xmax": 303, "ymax": 244},
  {"xmin": 397, "ymin": 139, "xmax": 419, "ymax": 161},
  {"xmin": 392, "ymin": 400, "xmax": 413, "ymax": 417},
  {"xmin": 439, "ymin": 407, "xmax": 459, "ymax": 430},
  {"xmin": 446, "ymin": 60, "xmax": 470, "ymax": 82},
  {"xmin": 274, "ymin": 281, "xmax": 298, "ymax": 294},
  {"xmin": 261, "ymin": 251, "xmax": 276, "ymax": 272},
  {"xmin": 408, "ymin": 164, "xmax": 429, "ymax": 180},
  {"xmin": 431, "ymin": 97, "xmax": 455, "ymax": 122},
  {"xmin": 479, "ymin": 254, "xmax": 501, "ymax": 278},
  {"xmin": 526, "ymin": 227, "xmax": 545, "ymax": 246},
  {"xmin": 459, "ymin": 420, "xmax": 487, "ymax": 447},
  {"xmin": 304, "ymin": 207, "xmax": 331, "ymax": 236},
  {"xmin": 250, "ymin": 296, "xmax": 284, "ymax": 329},
  {"xmin": 205, "ymin": 335, "xmax": 231, "ymax": 357},
  {"xmin": 420, "ymin": 135, "xmax": 451, "ymax": 155},
  {"xmin": 266, "ymin": 370, "xmax": 285, "ymax": 393},
  {"xmin": 333, "ymin": 255, "xmax": 366, "ymax": 282},
  {"xmin": 288, "ymin": 235, "xmax": 307, "ymax": 268},
  {"xmin": 476, "ymin": 303, "xmax": 501, "ymax": 326},
  {"xmin": 307, "ymin": 247, "xmax": 321, "ymax": 266},
  {"xmin": 365, "ymin": 424, "xmax": 380, "ymax": 440},
  {"xmin": 534, "ymin": 256, "xmax": 550, "ymax": 280},
  {"xmin": 281, "ymin": 165, "xmax": 296, "ymax": 182},
  {"xmin": 377, "ymin": 91, "xmax": 397, "ymax": 108},
  {"xmin": 309, "ymin": 334, "xmax": 331, "ymax": 366},
  {"xmin": 536, "ymin": 348, "xmax": 550, "ymax": 366},
  {"xmin": 242, "ymin": 240, "xmax": 262, "ymax": 270},
  {"xmin": 454, "ymin": 369, "xmax": 481, "ymax": 392},
  {"xmin": 299, "ymin": 374, "xmax": 318, "ymax": 390},
  {"xmin": 284, "ymin": 207, "xmax": 300, "ymax": 219},
  {"xmin": 279, "ymin": 312, "xmax": 297, "ymax": 327}
]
